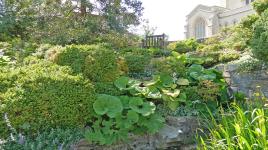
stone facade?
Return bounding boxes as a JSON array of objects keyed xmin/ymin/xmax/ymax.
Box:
[{"xmin": 185, "ymin": 0, "xmax": 255, "ymax": 39}]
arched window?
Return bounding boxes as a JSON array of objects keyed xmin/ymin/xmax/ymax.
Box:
[{"xmin": 194, "ymin": 18, "xmax": 206, "ymax": 39}]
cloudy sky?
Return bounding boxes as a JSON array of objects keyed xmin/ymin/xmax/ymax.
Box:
[{"xmin": 139, "ymin": 0, "xmax": 223, "ymax": 40}]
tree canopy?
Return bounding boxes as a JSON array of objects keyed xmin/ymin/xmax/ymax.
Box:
[{"xmin": 0, "ymin": 0, "xmax": 143, "ymax": 45}]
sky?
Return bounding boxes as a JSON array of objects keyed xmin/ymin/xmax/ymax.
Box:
[{"xmin": 138, "ymin": 0, "xmax": 223, "ymax": 41}]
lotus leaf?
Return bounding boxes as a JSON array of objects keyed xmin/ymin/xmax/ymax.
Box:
[{"xmin": 93, "ymin": 94, "xmax": 123, "ymax": 118}]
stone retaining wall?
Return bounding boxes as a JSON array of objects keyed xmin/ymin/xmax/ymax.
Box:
[
  {"xmin": 217, "ymin": 64, "xmax": 268, "ymax": 97},
  {"xmin": 74, "ymin": 117, "xmax": 199, "ymax": 150}
]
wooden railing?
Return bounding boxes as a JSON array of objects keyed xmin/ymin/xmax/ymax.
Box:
[{"xmin": 142, "ymin": 34, "xmax": 166, "ymax": 49}]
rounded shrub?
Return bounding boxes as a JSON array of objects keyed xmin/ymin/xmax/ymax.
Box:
[
  {"xmin": 122, "ymin": 48, "xmax": 152, "ymax": 75},
  {"xmin": 251, "ymin": 9, "xmax": 268, "ymax": 62},
  {"xmin": 218, "ymin": 52, "xmax": 240, "ymax": 63},
  {"xmin": 52, "ymin": 45, "xmax": 101, "ymax": 74},
  {"xmin": 84, "ymin": 49, "xmax": 120, "ymax": 82},
  {"xmin": 0, "ymin": 59, "xmax": 96, "ymax": 136},
  {"xmin": 167, "ymin": 38, "xmax": 199, "ymax": 53}
]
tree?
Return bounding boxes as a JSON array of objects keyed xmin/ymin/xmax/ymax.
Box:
[{"xmin": 0, "ymin": 0, "xmax": 143, "ymax": 45}]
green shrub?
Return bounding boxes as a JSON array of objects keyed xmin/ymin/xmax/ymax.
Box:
[
  {"xmin": 167, "ymin": 38, "xmax": 199, "ymax": 53},
  {"xmin": 148, "ymin": 48, "xmax": 171, "ymax": 57},
  {"xmin": 95, "ymin": 82, "xmax": 123, "ymax": 96},
  {"xmin": 251, "ymin": 9, "xmax": 268, "ymax": 62},
  {"xmin": 0, "ymin": 39, "xmax": 38, "ymax": 62},
  {"xmin": 0, "ymin": 59, "xmax": 96, "ymax": 136},
  {"xmin": 187, "ymin": 51, "xmax": 221, "ymax": 67},
  {"xmin": 253, "ymin": 0, "xmax": 268, "ymax": 15},
  {"xmin": 237, "ymin": 58, "xmax": 266, "ymax": 72},
  {"xmin": 97, "ymin": 31, "xmax": 140, "ymax": 49},
  {"xmin": 151, "ymin": 52, "xmax": 186, "ymax": 77},
  {"xmin": 218, "ymin": 52, "xmax": 240, "ymax": 63},
  {"xmin": 84, "ymin": 49, "xmax": 120, "ymax": 82},
  {"xmin": 199, "ymin": 44, "xmax": 223, "ymax": 52},
  {"xmin": 221, "ymin": 25, "xmax": 252, "ymax": 51},
  {"xmin": 198, "ymin": 37, "xmax": 224, "ymax": 52},
  {"xmin": 123, "ymin": 48, "xmax": 152, "ymax": 75},
  {"xmin": 50, "ymin": 45, "xmax": 120, "ymax": 82},
  {"xmin": 52, "ymin": 45, "xmax": 101, "ymax": 74},
  {"xmin": 44, "ymin": 45, "xmax": 64, "ymax": 61},
  {"xmin": 0, "ymin": 56, "xmax": 11, "ymax": 67},
  {"xmin": 240, "ymin": 14, "xmax": 260, "ymax": 29},
  {"xmin": 33, "ymin": 44, "xmax": 53, "ymax": 59}
]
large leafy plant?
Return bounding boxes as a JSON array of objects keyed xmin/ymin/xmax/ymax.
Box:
[
  {"xmin": 85, "ymin": 94, "xmax": 164, "ymax": 145},
  {"xmin": 114, "ymin": 64, "xmax": 229, "ymax": 115}
]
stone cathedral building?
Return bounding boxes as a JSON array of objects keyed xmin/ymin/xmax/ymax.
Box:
[{"xmin": 185, "ymin": 0, "xmax": 256, "ymax": 39}]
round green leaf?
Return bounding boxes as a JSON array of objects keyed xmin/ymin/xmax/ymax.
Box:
[
  {"xmin": 129, "ymin": 97, "xmax": 156, "ymax": 116},
  {"xmin": 93, "ymin": 94, "xmax": 123, "ymax": 118},
  {"xmin": 127, "ymin": 110, "xmax": 139, "ymax": 123},
  {"xmin": 114, "ymin": 76, "xmax": 129, "ymax": 90}
]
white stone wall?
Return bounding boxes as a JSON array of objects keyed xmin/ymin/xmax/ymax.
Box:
[
  {"xmin": 185, "ymin": 5, "xmax": 226, "ymax": 39},
  {"xmin": 184, "ymin": 1, "xmax": 256, "ymax": 39},
  {"xmin": 226, "ymin": 0, "xmax": 247, "ymax": 10},
  {"xmin": 219, "ymin": 5, "xmax": 255, "ymax": 28}
]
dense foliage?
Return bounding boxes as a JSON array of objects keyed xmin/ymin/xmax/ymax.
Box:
[
  {"xmin": 2, "ymin": 0, "xmax": 267, "ymax": 148},
  {"xmin": 85, "ymin": 94, "xmax": 164, "ymax": 145},
  {"xmin": 253, "ymin": 0, "xmax": 268, "ymax": 14},
  {"xmin": 167, "ymin": 38, "xmax": 199, "ymax": 53},
  {"xmin": 84, "ymin": 49, "xmax": 120, "ymax": 82},
  {"xmin": 251, "ymin": 9, "xmax": 268, "ymax": 62},
  {"xmin": 48, "ymin": 44, "xmax": 120, "ymax": 82},
  {"xmin": 199, "ymin": 94, "xmax": 268, "ymax": 149},
  {"xmin": 0, "ymin": 0, "xmax": 143, "ymax": 47},
  {"xmin": 121, "ymin": 48, "xmax": 152, "ymax": 77},
  {"xmin": 0, "ymin": 59, "xmax": 96, "ymax": 136}
]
